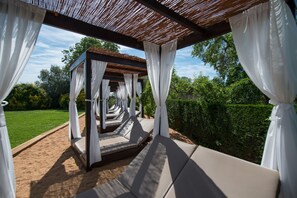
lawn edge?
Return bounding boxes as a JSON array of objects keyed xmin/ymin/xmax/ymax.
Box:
[{"xmin": 12, "ymin": 113, "xmax": 85, "ymax": 157}]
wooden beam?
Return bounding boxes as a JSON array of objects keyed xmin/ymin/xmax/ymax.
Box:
[
  {"xmin": 70, "ymin": 52, "xmax": 86, "ymax": 71},
  {"xmin": 87, "ymin": 51, "xmax": 146, "ymax": 68},
  {"xmin": 44, "ymin": 11, "xmax": 144, "ymax": 51},
  {"xmin": 177, "ymin": 21, "xmax": 231, "ymax": 49},
  {"xmin": 134, "ymin": 0, "xmax": 209, "ymax": 36}
]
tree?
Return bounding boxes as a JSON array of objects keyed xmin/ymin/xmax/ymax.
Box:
[
  {"xmin": 36, "ymin": 37, "xmax": 120, "ymax": 108},
  {"xmin": 227, "ymin": 78, "xmax": 267, "ymax": 104},
  {"xmin": 169, "ymin": 69, "xmax": 194, "ymax": 99},
  {"xmin": 62, "ymin": 37, "xmax": 120, "ymax": 67},
  {"xmin": 192, "ymin": 33, "xmax": 246, "ymax": 85},
  {"xmin": 5, "ymin": 83, "xmax": 51, "ymax": 110},
  {"xmin": 192, "ymin": 75, "xmax": 227, "ymax": 104},
  {"xmin": 36, "ymin": 65, "xmax": 69, "ymax": 108}
]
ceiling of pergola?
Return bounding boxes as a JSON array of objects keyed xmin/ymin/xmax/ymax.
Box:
[{"xmin": 20, "ymin": 0, "xmax": 273, "ymax": 50}]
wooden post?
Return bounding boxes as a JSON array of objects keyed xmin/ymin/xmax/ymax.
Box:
[
  {"xmin": 85, "ymin": 57, "xmax": 92, "ymax": 171},
  {"xmin": 287, "ymin": 0, "xmax": 296, "ymax": 17},
  {"xmin": 141, "ymin": 80, "xmax": 144, "ymax": 118},
  {"xmin": 132, "ymin": 74, "xmax": 134, "ymax": 115},
  {"xmin": 70, "ymin": 70, "xmax": 74, "ymax": 140},
  {"xmin": 100, "ymin": 82, "xmax": 103, "ymax": 133}
]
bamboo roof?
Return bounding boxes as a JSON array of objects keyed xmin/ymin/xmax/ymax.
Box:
[{"xmin": 20, "ymin": 0, "xmax": 272, "ymax": 50}]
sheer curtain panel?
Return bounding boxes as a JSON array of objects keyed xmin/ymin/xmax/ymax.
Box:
[
  {"xmin": 0, "ymin": 1, "xmax": 45, "ymax": 197},
  {"xmin": 230, "ymin": 0, "xmax": 297, "ymax": 197},
  {"xmin": 144, "ymin": 40, "xmax": 177, "ymax": 137},
  {"xmin": 87, "ymin": 60, "xmax": 107, "ymax": 165},
  {"xmin": 69, "ymin": 67, "xmax": 84, "ymax": 140}
]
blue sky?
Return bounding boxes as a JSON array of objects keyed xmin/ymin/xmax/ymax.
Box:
[{"xmin": 18, "ymin": 25, "xmax": 217, "ymax": 83}]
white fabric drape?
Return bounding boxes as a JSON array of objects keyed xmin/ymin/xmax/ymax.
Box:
[
  {"xmin": 0, "ymin": 1, "xmax": 45, "ymax": 197},
  {"xmin": 119, "ymin": 82, "xmax": 128, "ymax": 110},
  {"xmin": 144, "ymin": 40, "xmax": 177, "ymax": 137},
  {"xmin": 136, "ymin": 82, "xmax": 142, "ymax": 116},
  {"xmin": 230, "ymin": 1, "xmax": 297, "ymax": 197},
  {"xmin": 101, "ymin": 80, "xmax": 109, "ymax": 129},
  {"xmin": 69, "ymin": 67, "xmax": 84, "ymax": 141},
  {"xmin": 87, "ymin": 60, "xmax": 107, "ymax": 165},
  {"xmin": 124, "ymin": 74, "xmax": 138, "ymax": 116}
]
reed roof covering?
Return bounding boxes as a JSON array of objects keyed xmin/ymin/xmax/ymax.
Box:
[{"xmin": 21, "ymin": 0, "xmax": 268, "ymax": 50}]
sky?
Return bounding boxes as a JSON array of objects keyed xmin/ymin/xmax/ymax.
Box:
[{"xmin": 18, "ymin": 25, "xmax": 217, "ymax": 83}]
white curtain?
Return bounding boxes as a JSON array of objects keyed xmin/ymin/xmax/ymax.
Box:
[
  {"xmin": 119, "ymin": 82, "xmax": 128, "ymax": 110},
  {"xmin": 101, "ymin": 80, "xmax": 109, "ymax": 129},
  {"xmin": 144, "ymin": 40, "xmax": 177, "ymax": 137},
  {"xmin": 87, "ymin": 60, "xmax": 107, "ymax": 165},
  {"xmin": 69, "ymin": 67, "xmax": 84, "ymax": 141},
  {"xmin": 230, "ymin": 1, "xmax": 297, "ymax": 197},
  {"xmin": 136, "ymin": 82, "xmax": 142, "ymax": 116},
  {"xmin": 0, "ymin": 1, "xmax": 45, "ymax": 197},
  {"xmin": 124, "ymin": 74, "xmax": 138, "ymax": 116}
]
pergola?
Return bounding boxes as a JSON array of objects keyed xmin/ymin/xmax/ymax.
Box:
[
  {"xmin": 1, "ymin": 0, "xmax": 297, "ymax": 197},
  {"xmin": 69, "ymin": 47, "xmax": 147, "ymax": 168}
]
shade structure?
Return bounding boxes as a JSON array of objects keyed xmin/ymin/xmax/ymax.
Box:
[
  {"xmin": 230, "ymin": 0, "xmax": 297, "ymax": 197},
  {"xmin": 0, "ymin": 1, "xmax": 45, "ymax": 197},
  {"xmin": 69, "ymin": 48, "xmax": 147, "ymax": 170},
  {"xmin": 20, "ymin": 0, "xmax": 278, "ymax": 50}
]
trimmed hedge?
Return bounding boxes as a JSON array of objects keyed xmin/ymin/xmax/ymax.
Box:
[{"xmin": 167, "ymin": 100, "xmax": 275, "ymax": 164}]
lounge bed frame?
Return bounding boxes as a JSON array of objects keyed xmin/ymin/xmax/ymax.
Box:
[{"xmin": 72, "ymin": 117, "xmax": 154, "ymax": 168}]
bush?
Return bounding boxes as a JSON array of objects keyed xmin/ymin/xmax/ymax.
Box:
[
  {"xmin": 167, "ymin": 100, "xmax": 275, "ymax": 164},
  {"xmin": 59, "ymin": 91, "xmax": 85, "ymax": 110},
  {"xmin": 5, "ymin": 83, "xmax": 51, "ymax": 110}
]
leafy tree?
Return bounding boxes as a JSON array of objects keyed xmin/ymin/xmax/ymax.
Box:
[
  {"xmin": 192, "ymin": 75, "xmax": 227, "ymax": 104},
  {"xmin": 227, "ymin": 78, "xmax": 267, "ymax": 104},
  {"xmin": 192, "ymin": 33, "xmax": 246, "ymax": 85},
  {"xmin": 36, "ymin": 65, "xmax": 69, "ymax": 108},
  {"xmin": 37, "ymin": 37, "xmax": 120, "ymax": 108},
  {"xmin": 5, "ymin": 83, "xmax": 51, "ymax": 110},
  {"xmin": 141, "ymin": 79, "xmax": 155, "ymax": 117},
  {"xmin": 169, "ymin": 69, "xmax": 194, "ymax": 99},
  {"xmin": 62, "ymin": 37, "xmax": 120, "ymax": 67}
]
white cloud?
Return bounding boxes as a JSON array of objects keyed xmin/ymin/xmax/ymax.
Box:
[{"xmin": 18, "ymin": 25, "xmax": 85, "ymax": 83}]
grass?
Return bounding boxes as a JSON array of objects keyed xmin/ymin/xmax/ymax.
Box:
[{"xmin": 5, "ymin": 110, "xmax": 80, "ymax": 148}]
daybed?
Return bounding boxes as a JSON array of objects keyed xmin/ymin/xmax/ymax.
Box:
[{"xmin": 76, "ymin": 135, "xmax": 280, "ymax": 198}]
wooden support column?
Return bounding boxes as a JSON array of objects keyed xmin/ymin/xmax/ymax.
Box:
[
  {"xmin": 141, "ymin": 80, "xmax": 144, "ymax": 118},
  {"xmin": 85, "ymin": 58, "xmax": 92, "ymax": 171},
  {"xmin": 132, "ymin": 74, "xmax": 134, "ymax": 115},
  {"xmin": 100, "ymin": 82, "xmax": 103, "ymax": 133},
  {"xmin": 70, "ymin": 70, "xmax": 74, "ymax": 140}
]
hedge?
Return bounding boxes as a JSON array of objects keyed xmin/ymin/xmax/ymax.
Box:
[{"xmin": 167, "ymin": 100, "xmax": 276, "ymax": 164}]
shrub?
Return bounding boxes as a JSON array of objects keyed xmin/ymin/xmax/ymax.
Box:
[
  {"xmin": 59, "ymin": 91, "xmax": 85, "ymax": 110},
  {"xmin": 167, "ymin": 100, "xmax": 275, "ymax": 164},
  {"xmin": 5, "ymin": 83, "xmax": 51, "ymax": 110}
]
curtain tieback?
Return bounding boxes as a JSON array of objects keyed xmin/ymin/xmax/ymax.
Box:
[
  {"xmin": 0, "ymin": 105, "xmax": 7, "ymax": 127},
  {"xmin": 1, "ymin": 101, "xmax": 8, "ymax": 107},
  {"xmin": 269, "ymin": 100, "xmax": 294, "ymax": 108}
]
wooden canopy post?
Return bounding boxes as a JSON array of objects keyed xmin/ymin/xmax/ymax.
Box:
[
  {"xmin": 100, "ymin": 82, "xmax": 103, "ymax": 133},
  {"xmin": 85, "ymin": 58, "xmax": 92, "ymax": 171},
  {"xmin": 70, "ymin": 70, "xmax": 74, "ymax": 140},
  {"xmin": 141, "ymin": 80, "xmax": 144, "ymax": 118}
]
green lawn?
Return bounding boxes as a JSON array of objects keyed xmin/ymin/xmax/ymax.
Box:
[{"xmin": 5, "ymin": 110, "xmax": 75, "ymax": 148}]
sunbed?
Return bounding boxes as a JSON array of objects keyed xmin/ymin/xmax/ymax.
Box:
[
  {"xmin": 72, "ymin": 117, "xmax": 154, "ymax": 167},
  {"xmin": 76, "ymin": 135, "xmax": 280, "ymax": 198}
]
